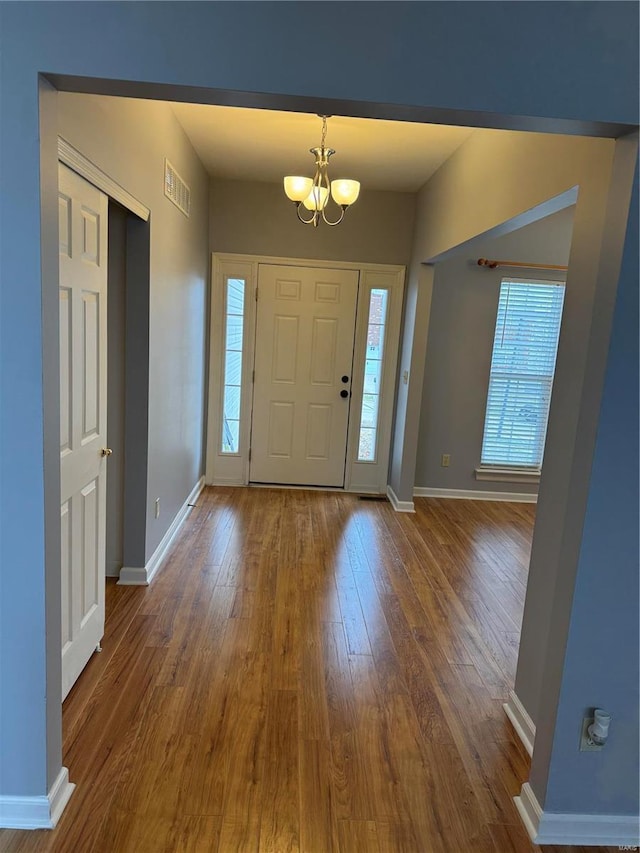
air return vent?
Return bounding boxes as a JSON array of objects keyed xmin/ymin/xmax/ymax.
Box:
[{"xmin": 164, "ymin": 159, "xmax": 191, "ymax": 217}]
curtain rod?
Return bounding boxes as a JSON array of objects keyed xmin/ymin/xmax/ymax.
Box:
[{"xmin": 477, "ymin": 258, "xmax": 568, "ymax": 272}]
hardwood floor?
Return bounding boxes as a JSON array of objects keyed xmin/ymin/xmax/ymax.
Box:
[{"xmin": 0, "ymin": 488, "xmax": 615, "ymax": 852}]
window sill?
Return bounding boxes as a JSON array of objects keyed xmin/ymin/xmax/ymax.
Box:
[{"xmin": 475, "ymin": 466, "xmax": 540, "ymax": 484}]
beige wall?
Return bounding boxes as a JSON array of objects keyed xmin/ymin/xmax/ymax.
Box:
[{"xmin": 209, "ymin": 178, "xmax": 416, "ymax": 266}]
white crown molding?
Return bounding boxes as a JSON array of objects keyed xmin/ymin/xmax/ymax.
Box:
[
  {"xmin": 386, "ymin": 485, "xmax": 415, "ymax": 513},
  {"xmin": 414, "ymin": 486, "xmax": 537, "ymax": 503},
  {"xmin": 515, "ymin": 782, "xmax": 640, "ymax": 846},
  {"xmin": 0, "ymin": 767, "xmax": 74, "ymax": 829},
  {"xmin": 58, "ymin": 137, "xmax": 150, "ymax": 222},
  {"xmin": 504, "ymin": 690, "xmax": 536, "ymax": 756},
  {"xmin": 118, "ymin": 477, "xmax": 204, "ymax": 586}
]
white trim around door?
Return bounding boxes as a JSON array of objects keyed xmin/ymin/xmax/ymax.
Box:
[
  {"xmin": 58, "ymin": 138, "xmax": 150, "ymax": 222},
  {"xmin": 205, "ymin": 253, "xmax": 405, "ymax": 496}
]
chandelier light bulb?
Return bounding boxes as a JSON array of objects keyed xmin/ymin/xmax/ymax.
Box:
[
  {"xmin": 331, "ymin": 179, "xmax": 360, "ymax": 207},
  {"xmin": 284, "ymin": 176, "xmax": 313, "ymax": 202},
  {"xmin": 303, "ymin": 185, "xmax": 329, "ymax": 211}
]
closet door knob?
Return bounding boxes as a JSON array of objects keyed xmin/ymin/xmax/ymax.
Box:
[
  {"xmin": 101, "ymin": 448, "xmax": 113, "ymax": 457},
  {"xmin": 340, "ymin": 390, "xmax": 349, "ymax": 398}
]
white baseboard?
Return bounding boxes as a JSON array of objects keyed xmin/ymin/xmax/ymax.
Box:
[
  {"xmin": 0, "ymin": 766, "xmax": 75, "ymax": 829},
  {"xmin": 117, "ymin": 565, "xmax": 149, "ymax": 585},
  {"xmin": 48, "ymin": 768, "xmax": 75, "ymax": 828},
  {"xmin": 504, "ymin": 690, "xmax": 536, "ymax": 756},
  {"xmin": 118, "ymin": 477, "xmax": 205, "ymax": 586},
  {"xmin": 414, "ymin": 486, "xmax": 537, "ymax": 503},
  {"xmin": 515, "ymin": 781, "xmax": 640, "ymax": 846},
  {"xmin": 386, "ymin": 485, "xmax": 415, "ymax": 513}
]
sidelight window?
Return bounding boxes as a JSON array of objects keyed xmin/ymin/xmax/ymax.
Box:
[
  {"xmin": 358, "ymin": 288, "xmax": 389, "ymax": 462},
  {"xmin": 221, "ymin": 277, "xmax": 245, "ymax": 454}
]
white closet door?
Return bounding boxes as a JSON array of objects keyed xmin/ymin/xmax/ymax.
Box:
[
  {"xmin": 59, "ymin": 163, "xmax": 108, "ymax": 700},
  {"xmin": 250, "ymin": 264, "xmax": 359, "ymax": 487}
]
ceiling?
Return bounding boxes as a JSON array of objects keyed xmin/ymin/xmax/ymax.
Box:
[{"xmin": 169, "ymin": 103, "xmax": 476, "ymax": 193}]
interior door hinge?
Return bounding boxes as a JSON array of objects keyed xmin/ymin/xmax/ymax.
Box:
[
  {"xmin": 255, "ymin": 288, "xmax": 258, "ymax": 301},
  {"xmin": 248, "ymin": 448, "xmax": 252, "ymax": 462},
  {"xmin": 252, "ymin": 369, "xmax": 255, "ymax": 383}
]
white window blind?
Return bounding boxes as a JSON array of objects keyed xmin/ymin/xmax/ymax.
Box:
[{"xmin": 480, "ymin": 278, "xmax": 565, "ymax": 469}]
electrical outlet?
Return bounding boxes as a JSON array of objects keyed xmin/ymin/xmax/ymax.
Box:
[
  {"xmin": 441, "ymin": 453, "xmax": 451, "ymax": 468},
  {"xmin": 155, "ymin": 498, "xmax": 160, "ymax": 519},
  {"xmin": 579, "ymin": 716, "xmax": 603, "ymax": 751}
]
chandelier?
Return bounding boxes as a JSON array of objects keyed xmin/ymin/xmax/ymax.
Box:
[{"xmin": 283, "ymin": 115, "xmax": 360, "ymax": 227}]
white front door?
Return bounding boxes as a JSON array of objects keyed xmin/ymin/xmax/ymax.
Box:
[
  {"xmin": 250, "ymin": 264, "xmax": 359, "ymax": 487},
  {"xmin": 59, "ymin": 163, "xmax": 108, "ymax": 700}
]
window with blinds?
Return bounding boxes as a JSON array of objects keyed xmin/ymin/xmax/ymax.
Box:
[{"xmin": 480, "ymin": 278, "xmax": 565, "ymax": 470}]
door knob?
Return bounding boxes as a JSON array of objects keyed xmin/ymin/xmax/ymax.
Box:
[
  {"xmin": 101, "ymin": 448, "xmax": 113, "ymax": 457},
  {"xmin": 340, "ymin": 389, "xmax": 349, "ymax": 398},
  {"xmin": 341, "ymin": 375, "xmax": 350, "ymax": 383}
]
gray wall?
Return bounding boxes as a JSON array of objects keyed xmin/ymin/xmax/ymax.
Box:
[
  {"xmin": 526, "ymin": 138, "xmax": 639, "ymax": 814},
  {"xmin": 106, "ymin": 204, "xmax": 127, "ymax": 577},
  {"xmin": 530, "ymin": 167, "xmax": 638, "ymax": 814},
  {"xmin": 209, "ymin": 177, "xmax": 415, "ymax": 265},
  {"xmin": 393, "ymin": 119, "xmax": 637, "ymax": 818},
  {"xmin": 0, "ymin": 0, "xmax": 637, "ymax": 826},
  {"xmin": 57, "ymin": 93, "xmax": 210, "ymax": 562},
  {"xmin": 389, "ymin": 130, "xmax": 615, "ymax": 504},
  {"xmin": 415, "ymin": 207, "xmax": 575, "ymax": 493}
]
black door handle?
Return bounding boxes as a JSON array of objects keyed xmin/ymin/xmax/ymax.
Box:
[
  {"xmin": 340, "ymin": 389, "xmax": 349, "ymax": 398},
  {"xmin": 341, "ymin": 375, "xmax": 350, "ymax": 383}
]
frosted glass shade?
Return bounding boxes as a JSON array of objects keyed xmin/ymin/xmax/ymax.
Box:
[
  {"xmin": 284, "ymin": 176, "xmax": 314, "ymax": 202},
  {"xmin": 303, "ymin": 185, "xmax": 329, "ymax": 211},
  {"xmin": 331, "ymin": 179, "xmax": 360, "ymax": 207}
]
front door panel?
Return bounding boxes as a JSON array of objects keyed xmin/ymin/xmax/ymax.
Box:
[{"xmin": 250, "ymin": 264, "xmax": 359, "ymax": 487}]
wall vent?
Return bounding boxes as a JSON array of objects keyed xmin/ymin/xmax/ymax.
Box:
[{"xmin": 164, "ymin": 159, "xmax": 191, "ymax": 217}]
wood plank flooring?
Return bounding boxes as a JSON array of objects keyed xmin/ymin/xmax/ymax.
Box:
[{"xmin": 0, "ymin": 488, "xmax": 616, "ymax": 853}]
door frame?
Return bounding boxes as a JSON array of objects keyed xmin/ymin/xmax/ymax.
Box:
[{"xmin": 205, "ymin": 253, "xmax": 405, "ymax": 494}]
